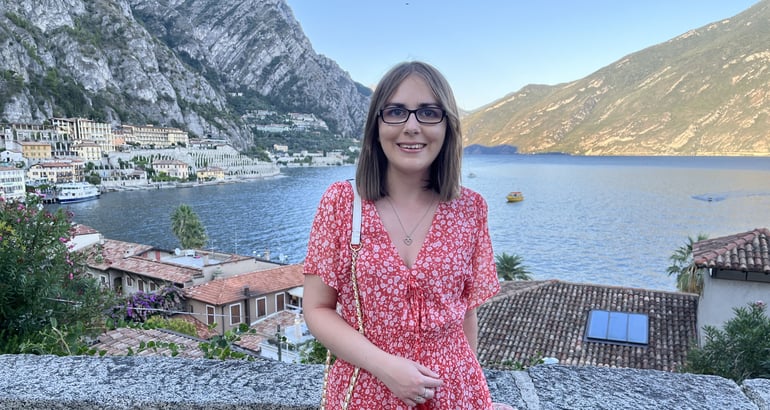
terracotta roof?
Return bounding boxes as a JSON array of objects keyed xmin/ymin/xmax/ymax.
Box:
[
  {"xmin": 86, "ymin": 239, "xmax": 152, "ymax": 270},
  {"xmin": 92, "ymin": 326, "xmax": 262, "ymax": 360},
  {"xmin": 236, "ymin": 310, "xmax": 303, "ymax": 352},
  {"xmin": 72, "ymin": 223, "xmax": 99, "ymax": 236},
  {"xmin": 33, "ymin": 162, "xmax": 71, "ymax": 168},
  {"xmin": 18, "ymin": 141, "xmax": 51, "ymax": 146},
  {"xmin": 92, "ymin": 311, "xmax": 304, "ymax": 359},
  {"xmin": 693, "ymin": 228, "xmax": 770, "ymax": 274},
  {"xmin": 184, "ymin": 264, "xmax": 304, "ymax": 305},
  {"xmin": 92, "ymin": 328, "xmax": 208, "ymax": 358},
  {"xmin": 87, "ymin": 239, "xmax": 200, "ymax": 284},
  {"xmin": 478, "ymin": 280, "xmax": 698, "ymax": 372},
  {"xmin": 171, "ymin": 314, "xmax": 219, "ymax": 340}
]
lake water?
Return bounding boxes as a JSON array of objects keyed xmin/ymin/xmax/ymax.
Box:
[{"xmin": 55, "ymin": 155, "xmax": 770, "ymax": 292}]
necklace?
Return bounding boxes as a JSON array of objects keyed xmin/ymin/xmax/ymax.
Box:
[{"xmin": 385, "ymin": 196, "xmax": 436, "ymax": 246}]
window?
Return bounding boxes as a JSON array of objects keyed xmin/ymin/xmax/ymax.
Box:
[
  {"xmin": 126, "ymin": 276, "xmax": 133, "ymax": 286},
  {"xmin": 586, "ymin": 310, "xmax": 649, "ymax": 345},
  {"xmin": 206, "ymin": 305, "xmax": 215, "ymax": 326},
  {"xmin": 257, "ymin": 297, "xmax": 267, "ymax": 318},
  {"xmin": 276, "ymin": 293, "xmax": 285, "ymax": 312},
  {"xmin": 230, "ymin": 303, "xmax": 242, "ymax": 325},
  {"xmin": 138, "ymin": 280, "xmax": 145, "ymax": 292},
  {"xmin": 149, "ymin": 282, "xmax": 157, "ymax": 291}
]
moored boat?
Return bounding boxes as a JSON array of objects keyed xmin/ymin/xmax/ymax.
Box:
[
  {"xmin": 56, "ymin": 182, "xmax": 101, "ymax": 204},
  {"xmin": 506, "ymin": 191, "xmax": 524, "ymax": 202}
]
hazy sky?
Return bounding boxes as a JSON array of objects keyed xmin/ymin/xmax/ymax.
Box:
[{"xmin": 285, "ymin": 0, "xmax": 759, "ymax": 110}]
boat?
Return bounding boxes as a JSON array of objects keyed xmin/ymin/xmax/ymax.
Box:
[
  {"xmin": 56, "ymin": 182, "xmax": 101, "ymax": 204},
  {"xmin": 506, "ymin": 191, "xmax": 524, "ymax": 202}
]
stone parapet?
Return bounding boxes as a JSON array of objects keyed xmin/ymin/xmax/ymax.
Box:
[{"xmin": 0, "ymin": 355, "xmax": 768, "ymax": 409}]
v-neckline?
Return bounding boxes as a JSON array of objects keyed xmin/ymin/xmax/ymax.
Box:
[{"xmin": 371, "ymin": 200, "xmax": 439, "ymax": 270}]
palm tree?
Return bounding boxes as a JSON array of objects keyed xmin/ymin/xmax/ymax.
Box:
[
  {"xmin": 170, "ymin": 204, "xmax": 207, "ymax": 249},
  {"xmin": 667, "ymin": 234, "xmax": 709, "ymax": 294},
  {"xmin": 495, "ymin": 252, "xmax": 532, "ymax": 281}
]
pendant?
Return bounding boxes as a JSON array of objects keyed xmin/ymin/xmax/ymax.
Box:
[{"xmin": 403, "ymin": 236, "xmax": 413, "ymax": 246}]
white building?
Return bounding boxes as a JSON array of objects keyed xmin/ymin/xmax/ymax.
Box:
[
  {"xmin": 0, "ymin": 165, "xmax": 26, "ymax": 201},
  {"xmin": 694, "ymin": 228, "xmax": 770, "ymax": 345}
]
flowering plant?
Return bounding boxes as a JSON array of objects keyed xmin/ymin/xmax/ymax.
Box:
[{"xmin": 1, "ymin": 193, "xmax": 114, "ymax": 354}]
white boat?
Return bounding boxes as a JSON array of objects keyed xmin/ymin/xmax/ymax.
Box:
[{"xmin": 56, "ymin": 182, "xmax": 101, "ymax": 204}]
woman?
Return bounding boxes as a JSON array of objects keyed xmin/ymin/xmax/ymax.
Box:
[{"xmin": 304, "ymin": 61, "xmax": 504, "ymax": 409}]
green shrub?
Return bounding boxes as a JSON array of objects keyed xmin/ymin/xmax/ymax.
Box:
[
  {"xmin": 1, "ymin": 193, "xmax": 116, "ymax": 354},
  {"xmin": 683, "ymin": 301, "xmax": 770, "ymax": 382}
]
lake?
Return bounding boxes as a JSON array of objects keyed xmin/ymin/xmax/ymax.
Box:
[{"xmin": 55, "ymin": 155, "xmax": 770, "ymax": 292}]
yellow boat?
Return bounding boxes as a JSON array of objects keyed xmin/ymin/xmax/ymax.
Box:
[{"xmin": 506, "ymin": 191, "xmax": 524, "ymax": 202}]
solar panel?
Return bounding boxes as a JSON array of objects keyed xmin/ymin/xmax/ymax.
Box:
[{"xmin": 586, "ymin": 309, "xmax": 649, "ymax": 345}]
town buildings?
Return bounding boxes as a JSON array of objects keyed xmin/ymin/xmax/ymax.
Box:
[
  {"xmin": 73, "ymin": 226, "xmax": 307, "ymax": 362},
  {"xmin": 68, "ymin": 221, "xmax": 770, "ymax": 370}
]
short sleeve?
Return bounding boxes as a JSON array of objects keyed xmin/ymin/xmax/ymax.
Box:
[
  {"xmin": 463, "ymin": 190, "xmax": 500, "ymax": 310},
  {"xmin": 302, "ymin": 181, "xmax": 354, "ymax": 291}
]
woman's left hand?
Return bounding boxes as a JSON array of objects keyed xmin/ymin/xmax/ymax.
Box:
[{"xmin": 371, "ymin": 354, "xmax": 443, "ymax": 407}]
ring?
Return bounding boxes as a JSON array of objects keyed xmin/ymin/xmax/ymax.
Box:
[{"xmin": 423, "ymin": 387, "xmax": 428, "ymax": 397}]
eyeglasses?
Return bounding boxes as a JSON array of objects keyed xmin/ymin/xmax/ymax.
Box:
[{"xmin": 379, "ymin": 107, "xmax": 446, "ymax": 124}]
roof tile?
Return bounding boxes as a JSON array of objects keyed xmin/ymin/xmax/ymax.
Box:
[
  {"xmin": 86, "ymin": 239, "xmax": 201, "ymax": 284},
  {"xmin": 184, "ymin": 264, "xmax": 304, "ymax": 305},
  {"xmin": 693, "ymin": 227, "xmax": 770, "ymax": 273},
  {"xmin": 92, "ymin": 328, "xmax": 207, "ymax": 358},
  {"xmin": 478, "ymin": 280, "xmax": 698, "ymax": 372}
]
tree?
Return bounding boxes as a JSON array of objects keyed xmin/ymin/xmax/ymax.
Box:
[
  {"xmin": 667, "ymin": 234, "xmax": 708, "ymax": 293},
  {"xmin": 0, "ymin": 193, "xmax": 115, "ymax": 354},
  {"xmin": 683, "ymin": 301, "xmax": 770, "ymax": 383},
  {"xmin": 170, "ymin": 204, "xmax": 207, "ymax": 249},
  {"xmin": 495, "ymin": 252, "xmax": 532, "ymax": 281}
]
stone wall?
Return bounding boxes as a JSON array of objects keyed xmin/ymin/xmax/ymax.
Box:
[{"xmin": 1, "ymin": 355, "xmax": 769, "ymax": 409}]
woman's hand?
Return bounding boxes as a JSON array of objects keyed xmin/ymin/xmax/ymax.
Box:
[{"xmin": 372, "ymin": 354, "xmax": 443, "ymax": 407}]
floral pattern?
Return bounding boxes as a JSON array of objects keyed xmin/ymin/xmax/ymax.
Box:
[{"xmin": 304, "ymin": 181, "xmax": 500, "ymax": 409}]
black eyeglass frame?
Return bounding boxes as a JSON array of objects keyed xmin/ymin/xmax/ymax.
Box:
[{"xmin": 378, "ymin": 107, "xmax": 446, "ymax": 124}]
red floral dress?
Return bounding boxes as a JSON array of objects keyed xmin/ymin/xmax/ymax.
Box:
[{"xmin": 304, "ymin": 181, "xmax": 500, "ymax": 409}]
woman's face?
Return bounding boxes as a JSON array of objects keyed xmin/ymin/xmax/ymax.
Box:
[{"xmin": 378, "ymin": 74, "xmax": 446, "ymax": 177}]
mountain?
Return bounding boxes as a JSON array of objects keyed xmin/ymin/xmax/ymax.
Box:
[
  {"xmin": 0, "ymin": 0, "xmax": 369, "ymax": 148},
  {"xmin": 462, "ymin": 0, "xmax": 770, "ymax": 156}
]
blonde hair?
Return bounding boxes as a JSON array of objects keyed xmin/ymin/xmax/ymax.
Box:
[{"xmin": 355, "ymin": 61, "xmax": 462, "ymax": 202}]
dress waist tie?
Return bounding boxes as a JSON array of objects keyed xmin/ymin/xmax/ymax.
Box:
[{"xmin": 402, "ymin": 275, "xmax": 426, "ymax": 360}]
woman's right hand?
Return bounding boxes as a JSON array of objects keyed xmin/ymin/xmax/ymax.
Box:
[{"xmin": 373, "ymin": 354, "xmax": 444, "ymax": 407}]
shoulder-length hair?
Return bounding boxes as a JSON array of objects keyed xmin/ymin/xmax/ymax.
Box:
[{"xmin": 355, "ymin": 61, "xmax": 462, "ymax": 202}]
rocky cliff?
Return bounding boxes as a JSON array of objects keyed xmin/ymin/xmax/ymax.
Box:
[{"xmin": 0, "ymin": 0, "xmax": 369, "ymax": 148}]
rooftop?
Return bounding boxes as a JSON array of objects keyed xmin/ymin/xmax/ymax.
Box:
[
  {"xmin": 87, "ymin": 239, "xmax": 199, "ymax": 284},
  {"xmin": 694, "ymin": 227, "xmax": 770, "ymax": 273},
  {"xmin": 478, "ymin": 280, "xmax": 698, "ymax": 371},
  {"xmin": 184, "ymin": 264, "xmax": 304, "ymax": 305}
]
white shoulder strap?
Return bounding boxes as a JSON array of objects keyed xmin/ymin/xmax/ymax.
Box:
[{"xmin": 348, "ymin": 179, "xmax": 362, "ymax": 246}]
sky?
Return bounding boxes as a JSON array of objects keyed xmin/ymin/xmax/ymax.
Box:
[{"xmin": 284, "ymin": 0, "xmax": 760, "ymax": 111}]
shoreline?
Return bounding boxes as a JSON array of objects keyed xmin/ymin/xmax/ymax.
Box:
[{"xmin": 98, "ymin": 163, "xmax": 355, "ymax": 193}]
